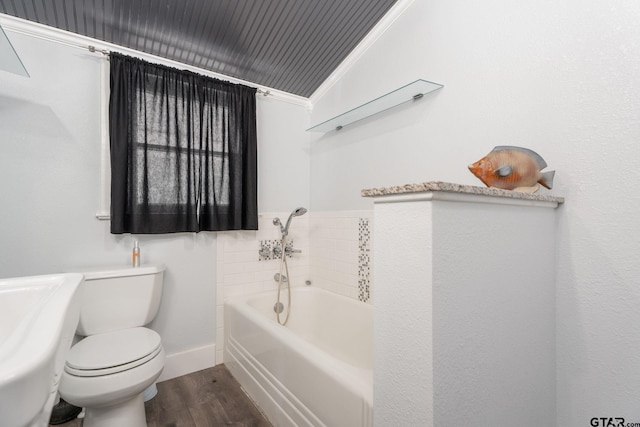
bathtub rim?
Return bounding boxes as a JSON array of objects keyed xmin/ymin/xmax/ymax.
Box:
[
  {"xmin": 225, "ymin": 285, "xmax": 371, "ymax": 311},
  {"xmin": 224, "ymin": 286, "xmax": 373, "ymax": 402}
]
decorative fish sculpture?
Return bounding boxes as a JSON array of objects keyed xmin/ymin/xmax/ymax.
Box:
[{"xmin": 468, "ymin": 146, "xmax": 555, "ymax": 191}]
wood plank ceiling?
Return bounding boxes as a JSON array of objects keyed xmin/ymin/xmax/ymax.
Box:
[{"xmin": 0, "ymin": 0, "xmax": 398, "ymax": 98}]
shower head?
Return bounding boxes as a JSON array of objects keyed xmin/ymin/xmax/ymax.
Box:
[
  {"xmin": 282, "ymin": 207, "xmax": 307, "ymax": 236},
  {"xmin": 291, "ymin": 207, "xmax": 308, "ymax": 217}
]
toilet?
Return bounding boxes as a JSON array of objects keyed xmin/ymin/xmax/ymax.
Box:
[{"xmin": 58, "ymin": 265, "xmax": 166, "ymax": 427}]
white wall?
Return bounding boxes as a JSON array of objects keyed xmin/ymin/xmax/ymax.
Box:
[
  {"xmin": 4, "ymin": 0, "xmax": 640, "ymax": 421},
  {"xmin": 374, "ymin": 193, "xmax": 558, "ymax": 426},
  {"xmin": 311, "ymin": 0, "xmax": 640, "ymax": 425},
  {"xmin": 256, "ymin": 96, "xmax": 311, "ymax": 212},
  {"xmin": 0, "ymin": 27, "xmax": 310, "ymax": 379}
]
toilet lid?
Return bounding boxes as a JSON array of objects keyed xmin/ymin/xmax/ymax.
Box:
[{"xmin": 65, "ymin": 327, "xmax": 161, "ymax": 374}]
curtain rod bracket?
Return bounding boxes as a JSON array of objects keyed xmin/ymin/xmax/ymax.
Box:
[{"xmin": 88, "ymin": 45, "xmax": 110, "ymax": 56}]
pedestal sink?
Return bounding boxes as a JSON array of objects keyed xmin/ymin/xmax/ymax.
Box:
[{"xmin": 0, "ymin": 273, "xmax": 83, "ymax": 427}]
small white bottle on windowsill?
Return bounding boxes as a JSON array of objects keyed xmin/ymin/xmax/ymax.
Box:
[{"xmin": 132, "ymin": 240, "xmax": 140, "ymax": 267}]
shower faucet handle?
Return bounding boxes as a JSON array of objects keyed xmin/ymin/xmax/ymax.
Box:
[
  {"xmin": 272, "ymin": 246, "xmax": 282, "ymax": 257},
  {"xmin": 259, "ymin": 247, "xmax": 272, "ymax": 258},
  {"xmin": 272, "ymin": 245, "xmax": 302, "ymax": 257}
]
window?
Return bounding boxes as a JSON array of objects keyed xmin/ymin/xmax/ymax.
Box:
[{"xmin": 109, "ymin": 53, "xmax": 258, "ymax": 233}]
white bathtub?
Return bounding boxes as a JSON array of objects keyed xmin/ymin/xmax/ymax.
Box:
[{"xmin": 224, "ymin": 287, "xmax": 373, "ymax": 427}]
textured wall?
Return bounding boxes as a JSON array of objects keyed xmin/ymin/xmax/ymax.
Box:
[
  {"xmin": 432, "ymin": 198, "xmax": 557, "ymax": 426},
  {"xmin": 311, "ymin": 0, "xmax": 640, "ymax": 424},
  {"xmin": 373, "ymin": 194, "xmax": 557, "ymax": 426},
  {"xmin": 373, "ymin": 198, "xmax": 434, "ymax": 426}
]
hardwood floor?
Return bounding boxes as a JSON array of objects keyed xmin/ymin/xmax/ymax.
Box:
[{"xmin": 51, "ymin": 364, "xmax": 272, "ymax": 427}]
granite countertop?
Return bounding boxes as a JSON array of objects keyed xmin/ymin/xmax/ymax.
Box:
[{"xmin": 361, "ymin": 181, "xmax": 565, "ymax": 203}]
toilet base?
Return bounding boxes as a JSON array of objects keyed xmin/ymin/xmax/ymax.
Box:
[{"xmin": 83, "ymin": 393, "xmax": 146, "ymax": 427}]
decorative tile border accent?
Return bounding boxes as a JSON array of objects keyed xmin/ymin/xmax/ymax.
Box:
[
  {"xmin": 309, "ymin": 211, "xmax": 373, "ymax": 303},
  {"xmin": 258, "ymin": 239, "xmax": 296, "ymax": 261},
  {"xmin": 358, "ymin": 218, "xmax": 371, "ymax": 303},
  {"xmin": 258, "ymin": 239, "xmax": 280, "ymax": 261}
]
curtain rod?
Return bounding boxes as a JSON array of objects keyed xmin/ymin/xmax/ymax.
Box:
[
  {"xmin": 0, "ymin": 13, "xmax": 309, "ymax": 105},
  {"xmin": 87, "ymin": 44, "xmax": 271, "ymax": 97}
]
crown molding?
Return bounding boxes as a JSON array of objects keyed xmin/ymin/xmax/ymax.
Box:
[{"xmin": 0, "ymin": 13, "xmax": 311, "ymax": 109}]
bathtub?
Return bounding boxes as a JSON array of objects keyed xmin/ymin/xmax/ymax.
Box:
[{"xmin": 224, "ymin": 287, "xmax": 373, "ymax": 427}]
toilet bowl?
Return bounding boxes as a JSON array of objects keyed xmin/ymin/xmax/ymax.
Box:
[{"xmin": 58, "ymin": 265, "xmax": 165, "ymax": 427}]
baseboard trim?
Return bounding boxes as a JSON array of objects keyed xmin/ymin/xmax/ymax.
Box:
[{"xmin": 157, "ymin": 343, "xmax": 216, "ymax": 382}]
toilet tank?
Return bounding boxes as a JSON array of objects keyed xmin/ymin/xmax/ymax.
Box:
[{"xmin": 76, "ymin": 265, "xmax": 165, "ymax": 336}]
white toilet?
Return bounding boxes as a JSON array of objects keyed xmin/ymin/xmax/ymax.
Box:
[{"xmin": 58, "ymin": 265, "xmax": 166, "ymax": 427}]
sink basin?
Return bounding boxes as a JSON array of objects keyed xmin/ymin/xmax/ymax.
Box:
[{"xmin": 0, "ymin": 273, "xmax": 83, "ymax": 427}]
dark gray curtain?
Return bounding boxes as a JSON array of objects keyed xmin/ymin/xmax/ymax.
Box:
[{"xmin": 109, "ymin": 53, "xmax": 258, "ymax": 234}]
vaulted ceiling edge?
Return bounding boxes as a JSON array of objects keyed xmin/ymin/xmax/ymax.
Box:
[{"xmin": 0, "ymin": 1, "xmax": 400, "ymax": 99}]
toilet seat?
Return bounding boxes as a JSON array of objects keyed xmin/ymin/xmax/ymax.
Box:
[{"xmin": 65, "ymin": 327, "xmax": 162, "ymax": 377}]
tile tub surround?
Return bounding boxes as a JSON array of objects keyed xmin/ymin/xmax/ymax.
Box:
[
  {"xmin": 309, "ymin": 211, "xmax": 374, "ymax": 303},
  {"xmin": 215, "ymin": 212, "xmax": 310, "ymax": 364},
  {"xmin": 362, "ymin": 181, "xmax": 565, "ymax": 204},
  {"xmin": 215, "ymin": 210, "xmax": 373, "ymax": 365}
]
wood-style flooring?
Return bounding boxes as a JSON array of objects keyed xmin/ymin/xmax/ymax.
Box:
[{"xmin": 51, "ymin": 364, "xmax": 272, "ymax": 427}]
